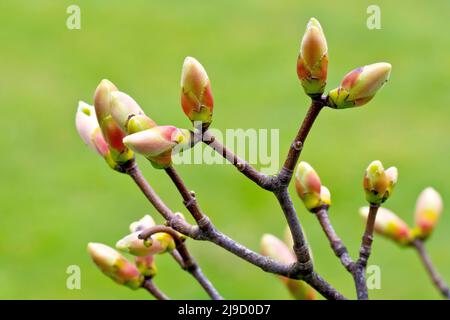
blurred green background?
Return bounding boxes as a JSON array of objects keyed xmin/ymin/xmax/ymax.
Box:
[{"xmin": 0, "ymin": 0, "xmax": 449, "ymax": 299}]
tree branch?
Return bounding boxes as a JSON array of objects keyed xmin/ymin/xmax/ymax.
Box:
[
  {"xmin": 140, "ymin": 225, "xmax": 223, "ymax": 300},
  {"xmin": 354, "ymin": 204, "xmax": 380, "ymax": 299},
  {"xmin": 315, "ymin": 207, "xmax": 354, "ymax": 272},
  {"xmin": 142, "ymin": 278, "xmax": 170, "ymax": 300},
  {"xmin": 280, "ymin": 99, "xmax": 325, "ymax": 179},
  {"xmin": 412, "ymin": 239, "xmax": 450, "ymax": 299},
  {"xmin": 201, "ymin": 130, "xmax": 272, "ymax": 190}
]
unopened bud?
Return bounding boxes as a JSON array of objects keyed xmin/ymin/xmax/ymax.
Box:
[
  {"xmin": 87, "ymin": 242, "xmax": 143, "ymax": 289},
  {"xmin": 359, "ymin": 207, "xmax": 411, "ymax": 245},
  {"xmin": 328, "ymin": 63, "xmax": 391, "ymax": 109},
  {"xmin": 363, "ymin": 160, "xmax": 397, "ymax": 205},
  {"xmin": 93, "ymin": 80, "xmax": 134, "ymax": 164},
  {"xmin": 129, "ymin": 215, "xmax": 156, "ymax": 233},
  {"xmin": 135, "ymin": 255, "xmax": 157, "ymax": 277},
  {"xmin": 261, "ymin": 234, "xmax": 316, "ymax": 300},
  {"xmin": 297, "ymin": 18, "xmax": 328, "ymax": 96},
  {"xmin": 413, "ymin": 187, "xmax": 443, "ymax": 240},
  {"xmin": 76, "ymin": 101, "xmax": 109, "ymax": 157},
  {"xmin": 116, "ymin": 232, "xmax": 175, "ymax": 256},
  {"xmin": 180, "ymin": 57, "xmax": 214, "ymax": 126},
  {"xmin": 295, "ymin": 162, "xmax": 328, "ymax": 211},
  {"xmin": 123, "ymin": 125, "xmax": 191, "ymax": 168},
  {"xmin": 110, "ymin": 91, "xmax": 156, "ymax": 133}
]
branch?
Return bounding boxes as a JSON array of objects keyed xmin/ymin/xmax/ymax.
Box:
[
  {"xmin": 140, "ymin": 225, "xmax": 223, "ymax": 300},
  {"xmin": 280, "ymin": 99, "xmax": 325, "ymax": 178},
  {"xmin": 122, "ymin": 160, "xmax": 199, "ymax": 237},
  {"xmin": 354, "ymin": 204, "xmax": 380, "ymax": 299},
  {"xmin": 142, "ymin": 278, "xmax": 170, "ymax": 300},
  {"xmin": 412, "ymin": 239, "xmax": 450, "ymax": 299},
  {"xmin": 201, "ymin": 130, "xmax": 272, "ymax": 190},
  {"xmin": 315, "ymin": 207, "xmax": 354, "ymax": 272}
]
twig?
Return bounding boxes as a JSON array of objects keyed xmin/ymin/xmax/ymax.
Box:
[
  {"xmin": 202, "ymin": 130, "xmax": 272, "ymax": 190},
  {"xmin": 280, "ymin": 99, "xmax": 325, "ymax": 179},
  {"xmin": 315, "ymin": 207, "xmax": 354, "ymax": 272},
  {"xmin": 354, "ymin": 204, "xmax": 380, "ymax": 299},
  {"xmin": 142, "ymin": 278, "xmax": 170, "ymax": 300},
  {"xmin": 122, "ymin": 160, "xmax": 198, "ymax": 237},
  {"xmin": 412, "ymin": 239, "xmax": 450, "ymax": 299},
  {"xmin": 140, "ymin": 225, "xmax": 223, "ymax": 300}
]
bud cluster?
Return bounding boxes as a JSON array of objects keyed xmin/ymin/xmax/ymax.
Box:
[
  {"xmin": 359, "ymin": 187, "xmax": 444, "ymax": 245},
  {"xmin": 296, "ymin": 18, "xmax": 391, "ymax": 109},
  {"xmin": 87, "ymin": 215, "xmax": 175, "ymax": 289}
]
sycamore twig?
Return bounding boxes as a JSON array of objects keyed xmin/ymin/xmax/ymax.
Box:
[
  {"xmin": 412, "ymin": 239, "xmax": 450, "ymax": 299},
  {"xmin": 142, "ymin": 278, "xmax": 170, "ymax": 300},
  {"xmin": 354, "ymin": 204, "xmax": 380, "ymax": 299}
]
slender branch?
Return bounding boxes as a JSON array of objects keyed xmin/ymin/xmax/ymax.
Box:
[
  {"xmin": 412, "ymin": 239, "xmax": 450, "ymax": 299},
  {"xmin": 280, "ymin": 99, "xmax": 325, "ymax": 179},
  {"xmin": 122, "ymin": 160, "xmax": 198, "ymax": 237},
  {"xmin": 315, "ymin": 207, "xmax": 355, "ymax": 272},
  {"xmin": 142, "ymin": 278, "xmax": 170, "ymax": 300},
  {"xmin": 201, "ymin": 130, "xmax": 273, "ymax": 190},
  {"xmin": 354, "ymin": 204, "xmax": 380, "ymax": 299},
  {"xmin": 140, "ymin": 225, "xmax": 223, "ymax": 300},
  {"xmin": 274, "ymin": 188, "xmax": 312, "ymax": 266},
  {"xmin": 164, "ymin": 166, "xmax": 204, "ymax": 223},
  {"xmin": 357, "ymin": 204, "xmax": 379, "ymax": 268}
]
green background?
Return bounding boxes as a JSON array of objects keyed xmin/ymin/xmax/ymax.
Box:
[{"xmin": 0, "ymin": 0, "xmax": 449, "ymax": 299}]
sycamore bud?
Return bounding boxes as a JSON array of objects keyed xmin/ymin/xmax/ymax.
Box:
[
  {"xmin": 75, "ymin": 101, "xmax": 120, "ymax": 170},
  {"xmin": 261, "ymin": 234, "xmax": 316, "ymax": 300},
  {"xmin": 116, "ymin": 231, "xmax": 175, "ymax": 256},
  {"xmin": 413, "ymin": 187, "xmax": 443, "ymax": 240},
  {"xmin": 297, "ymin": 18, "xmax": 328, "ymax": 96},
  {"xmin": 110, "ymin": 91, "xmax": 156, "ymax": 132},
  {"xmin": 363, "ymin": 160, "xmax": 397, "ymax": 205},
  {"xmin": 76, "ymin": 101, "xmax": 109, "ymax": 157},
  {"xmin": 295, "ymin": 162, "xmax": 330, "ymax": 211},
  {"xmin": 180, "ymin": 57, "xmax": 214, "ymax": 126},
  {"xmin": 328, "ymin": 63, "xmax": 391, "ymax": 109},
  {"xmin": 135, "ymin": 255, "xmax": 157, "ymax": 277},
  {"xmin": 123, "ymin": 125, "xmax": 191, "ymax": 168},
  {"xmin": 129, "ymin": 215, "xmax": 156, "ymax": 233},
  {"xmin": 87, "ymin": 242, "xmax": 143, "ymax": 289},
  {"xmin": 360, "ymin": 207, "xmax": 411, "ymax": 245},
  {"xmin": 94, "ymin": 80, "xmax": 134, "ymax": 164}
]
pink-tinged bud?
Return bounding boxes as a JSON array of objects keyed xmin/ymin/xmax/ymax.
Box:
[
  {"xmin": 295, "ymin": 162, "xmax": 323, "ymax": 211},
  {"xmin": 328, "ymin": 62, "xmax": 391, "ymax": 109},
  {"xmin": 129, "ymin": 215, "xmax": 156, "ymax": 233},
  {"xmin": 360, "ymin": 207, "xmax": 412, "ymax": 245},
  {"xmin": 135, "ymin": 255, "xmax": 157, "ymax": 277},
  {"xmin": 94, "ymin": 79, "xmax": 118, "ymax": 120},
  {"xmin": 75, "ymin": 101, "xmax": 109, "ymax": 157},
  {"xmin": 297, "ymin": 18, "xmax": 328, "ymax": 96},
  {"xmin": 261, "ymin": 234, "xmax": 316, "ymax": 300},
  {"xmin": 87, "ymin": 242, "xmax": 143, "ymax": 289},
  {"xmin": 180, "ymin": 57, "xmax": 214, "ymax": 126},
  {"xmin": 123, "ymin": 125, "xmax": 191, "ymax": 168},
  {"xmin": 363, "ymin": 160, "xmax": 397, "ymax": 205},
  {"xmin": 414, "ymin": 187, "xmax": 443, "ymax": 239},
  {"xmin": 110, "ymin": 91, "xmax": 156, "ymax": 132},
  {"xmin": 116, "ymin": 231, "xmax": 175, "ymax": 256},
  {"xmin": 94, "ymin": 80, "xmax": 134, "ymax": 164}
]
